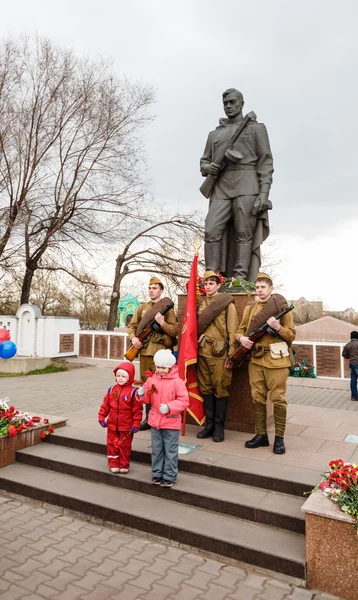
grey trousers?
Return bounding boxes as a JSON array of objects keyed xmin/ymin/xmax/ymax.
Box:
[
  {"xmin": 205, "ymin": 194, "xmax": 257, "ymax": 277},
  {"xmin": 151, "ymin": 428, "xmax": 180, "ymax": 482}
]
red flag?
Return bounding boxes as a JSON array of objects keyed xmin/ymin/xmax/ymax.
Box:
[{"xmin": 178, "ymin": 254, "xmax": 205, "ymax": 433}]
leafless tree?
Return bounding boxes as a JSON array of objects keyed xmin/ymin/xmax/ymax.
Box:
[
  {"xmin": 107, "ymin": 213, "xmax": 204, "ymax": 330},
  {"xmin": 0, "ymin": 35, "xmax": 154, "ymax": 302}
]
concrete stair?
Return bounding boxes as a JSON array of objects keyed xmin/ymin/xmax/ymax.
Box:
[{"xmin": 0, "ymin": 428, "xmax": 314, "ymax": 580}]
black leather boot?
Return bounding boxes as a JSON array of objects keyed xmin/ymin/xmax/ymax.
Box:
[
  {"xmin": 273, "ymin": 436, "xmax": 285, "ymax": 454},
  {"xmin": 140, "ymin": 404, "xmax": 151, "ymax": 431},
  {"xmin": 245, "ymin": 433, "xmax": 270, "ymax": 448},
  {"xmin": 196, "ymin": 394, "xmax": 215, "ymax": 439},
  {"xmin": 212, "ymin": 397, "xmax": 229, "ymax": 442}
]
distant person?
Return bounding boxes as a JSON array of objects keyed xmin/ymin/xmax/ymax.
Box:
[
  {"xmin": 127, "ymin": 277, "xmax": 178, "ymax": 430},
  {"xmin": 98, "ymin": 362, "xmax": 142, "ymax": 473},
  {"xmin": 137, "ymin": 349, "xmax": 189, "ymax": 487},
  {"xmin": 342, "ymin": 331, "xmax": 358, "ymax": 401}
]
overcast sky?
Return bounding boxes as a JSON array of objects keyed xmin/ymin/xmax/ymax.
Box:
[{"xmin": 2, "ymin": 1, "xmax": 358, "ymax": 309}]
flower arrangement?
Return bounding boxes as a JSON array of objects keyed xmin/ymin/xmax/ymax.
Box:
[
  {"xmin": 290, "ymin": 359, "xmax": 316, "ymax": 378},
  {"xmin": 0, "ymin": 398, "xmax": 53, "ymax": 439},
  {"xmin": 309, "ymin": 459, "xmax": 358, "ymax": 533},
  {"xmin": 217, "ymin": 275, "xmax": 256, "ymax": 295},
  {"xmin": 187, "ymin": 274, "xmax": 255, "ymax": 296}
]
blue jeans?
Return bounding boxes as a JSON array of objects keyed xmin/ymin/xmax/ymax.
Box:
[
  {"xmin": 151, "ymin": 428, "xmax": 180, "ymax": 482},
  {"xmin": 350, "ymin": 364, "xmax": 358, "ymax": 399}
]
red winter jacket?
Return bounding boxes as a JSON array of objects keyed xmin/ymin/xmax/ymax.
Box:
[
  {"xmin": 98, "ymin": 362, "xmax": 142, "ymax": 431},
  {"xmin": 140, "ymin": 365, "xmax": 189, "ymax": 430}
]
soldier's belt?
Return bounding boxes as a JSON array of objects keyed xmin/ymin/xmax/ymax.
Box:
[{"xmin": 225, "ymin": 164, "xmax": 256, "ymax": 171}]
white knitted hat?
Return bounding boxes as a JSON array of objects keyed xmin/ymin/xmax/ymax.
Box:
[{"xmin": 154, "ymin": 349, "xmax": 176, "ymax": 368}]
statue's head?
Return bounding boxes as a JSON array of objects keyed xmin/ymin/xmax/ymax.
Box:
[{"xmin": 222, "ymin": 88, "xmax": 244, "ymax": 119}]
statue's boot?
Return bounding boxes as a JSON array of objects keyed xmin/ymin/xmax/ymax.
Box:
[
  {"xmin": 204, "ymin": 241, "xmax": 221, "ymax": 273},
  {"xmin": 233, "ymin": 243, "xmax": 252, "ymax": 281}
]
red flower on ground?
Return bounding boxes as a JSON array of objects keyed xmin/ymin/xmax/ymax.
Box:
[
  {"xmin": 44, "ymin": 418, "xmax": 49, "ymax": 425},
  {"xmin": 48, "ymin": 427, "xmax": 54, "ymax": 434},
  {"xmin": 32, "ymin": 416, "xmax": 41, "ymax": 423},
  {"xmin": 40, "ymin": 432, "xmax": 46, "ymax": 439}
]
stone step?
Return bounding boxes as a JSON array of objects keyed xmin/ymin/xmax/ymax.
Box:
[
  {"xmin": 15, "ymin": 443, "xmax": 305, "ymax": 534},
  {"xmin": 46, "ymin": 426, "xmax": 319, "ymax": 496},
  {"xmin": 0, "ymin": 462, "xmax": 306, "ymax": 579}
]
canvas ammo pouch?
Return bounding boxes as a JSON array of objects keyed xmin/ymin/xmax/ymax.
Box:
[
  {"xmin": 269, "ymin": 341, "xmax": 289, "ymax": 360},
  {"xmin": 202, "ymin": 337, "xmax": 227, "ymax": 357},
  {"xmin": 211, "ymin": 339, "xmax": 227, "ymax": 357}
]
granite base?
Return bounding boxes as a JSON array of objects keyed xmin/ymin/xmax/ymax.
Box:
[
  {"xmin": 302, "ymin": 490, "xmax": 358, "ymax": 599},
  {"xmin": 0, "ymin": 417, "xmax": 67, "ymax": 467}
]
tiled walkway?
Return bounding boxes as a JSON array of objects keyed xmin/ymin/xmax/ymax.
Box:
[{"xmin": 0, "ymin": 494, "xmax": 340, "ymax": 600}]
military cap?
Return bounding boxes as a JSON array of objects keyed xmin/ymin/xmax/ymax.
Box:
[
  {"xmin": 149, "ymin": 276, "xmax": 163, "ymax": 286},
  {"xmin": 256, "ymin": 272, "xmax": 273, "ymax": 285},
  {"xmin": 203, "ymin": 270, "xmax": 218, "ymax": 281}
]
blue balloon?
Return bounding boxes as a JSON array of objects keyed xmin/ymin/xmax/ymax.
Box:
[{"xmin": 0, "ymin": 340, "xmax": 17, "ymax": 360}]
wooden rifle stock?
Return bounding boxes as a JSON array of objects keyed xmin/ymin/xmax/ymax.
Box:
[
  {"xmin": 226, "ymin": 304, "xmax": 294, "ymax": 368},
  {"xmin": 199, "ymin": 111, "xmax": 257, "ymax": 199},
  {"xmin": 124, "ymin": 302, "xmax": 174, "ymax": 362}
]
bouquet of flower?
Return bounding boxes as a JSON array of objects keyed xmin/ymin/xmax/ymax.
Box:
[
  {"xmin": 0, "ymin": 398, "xmax": 54, "ymax": 439},
  {"xmin": 186, "ymin": 274, "xmax": 255, "ymax": 296},
  {"xmin": 290, "ymin": 359, "xmax": 316, "ymax": 378},
  {"xmin": 310, "ymin": 459, "xmax": 358, "ymax": 533},
  {"xmin": 217, "ymin": 275, "xmax": 256, "ymax": 295}
]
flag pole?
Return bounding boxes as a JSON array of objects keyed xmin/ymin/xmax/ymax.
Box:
[{"xmin": 181, "ymin": 236, "xmax": 201, "ymax": 437}]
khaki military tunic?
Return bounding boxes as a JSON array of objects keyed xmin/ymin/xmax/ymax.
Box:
[
  {"xmin": 236, "ymin": 301, "xmax": 296, "ymax": 369},
  {"xmin": 236, "ymin": 298, "xmax": 296, "ymax": 435},
  {"xmin": 127, "ymin": 301, "xmax": 178, "ymax": 381},
  {"xmin": 197, "ymin": 295, "xmax": 238, "ymax": 397}
]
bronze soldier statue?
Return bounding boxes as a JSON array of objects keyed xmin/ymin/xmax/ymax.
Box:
[{"xmin": 200, "ymin": 88, "xmax": 274, "ymax": 282}]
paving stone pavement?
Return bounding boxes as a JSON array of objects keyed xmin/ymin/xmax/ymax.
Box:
[
  {"xmin": 0, "ymin": 364, "xmax": 356, "ymax": 417},
  {"xmin": 0, "ymin": 494, "xmax": 343, "ymax": 600}
]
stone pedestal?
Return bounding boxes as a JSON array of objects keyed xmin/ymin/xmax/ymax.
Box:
[
  {"xmin": 178, "ymin": 293, "xmax": 273, "ymax": 433},
  {"xmin": 0, "ymin": 417, "xmax": 67, "ymax": 468},
  {"xmin": 302, "ymin": 491, "xmax": 358, "ymax": 600}
]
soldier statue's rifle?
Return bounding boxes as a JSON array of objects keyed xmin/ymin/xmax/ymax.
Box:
[
  {"xmin": 225, "ymin": 304, "xmax": 295, "ymax": 369},
  {"xmin": 199, "ymin": 111, "xmax": 257, "ymax": 199},
  {"xmin": 124, "ymin": 301, "xmax": 174, "ymax": 362}
]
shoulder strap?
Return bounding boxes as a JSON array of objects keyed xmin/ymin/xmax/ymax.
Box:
[
  {"xmin": 135, "ymin": 297, "xmax": 173, "ymax": 335},
  {"xmin": 197, "ymin": 294, "xmax": 234, "ymax": 338},
  {"xmin": 247, "ymin": 294, "xmax": 288, "ymax": 336}
]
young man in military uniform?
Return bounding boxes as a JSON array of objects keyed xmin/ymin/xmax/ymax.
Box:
[
  {"xmin": 196, "ymin": 270, "xmax": 238, "ymax": 442},
  {"xmin": 236, "ymin": 273, "xmax": 296, "ymax": 454},
  {"xmin": 127, "ymin": 277, "xmax": 178, "ymax": 430}
]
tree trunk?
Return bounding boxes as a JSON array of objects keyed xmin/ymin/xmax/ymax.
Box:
[
  {"xmin": 20, "ymin": 266, "xmax": 36, "ymax": 305},
  {"xmin": 107, "ymin": 256, "xmax": 126, "ymax": 330},
  {"xmin": 107, "ymin": 295, "xmax": 120, "ymax": 331}
]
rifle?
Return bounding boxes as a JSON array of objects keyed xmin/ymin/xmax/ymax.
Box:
[
  {"xmin": 199, "ymin": 111, "xmax": 257, "ymax": 199},
  {"xmin": 125, "ymin": 301, "xmax": 174, "ymax": 362},
  {"xmin": 225, "ymin": 304, "xmax": 294, "ymax": 369}
]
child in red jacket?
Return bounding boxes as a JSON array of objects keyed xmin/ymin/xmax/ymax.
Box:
[
  {"xmin": 98, "ymin": 361, "xmax": 142, "ymax": 474},
  {"xmin": 137, "ymin": 349, "xmax": 189, "ymax": 487}
]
